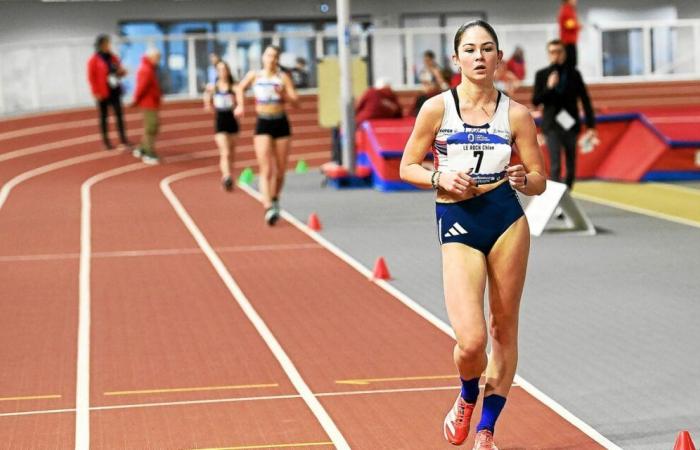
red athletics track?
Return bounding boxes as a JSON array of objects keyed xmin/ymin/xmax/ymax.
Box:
[{"xmin": 0, "ymin": 100, "xmax": 613, "ymax": 449}]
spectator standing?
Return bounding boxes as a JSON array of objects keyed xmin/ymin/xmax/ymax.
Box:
[
  {"xmin": 289, "ymin": 57, "xmax": 310, "ymax": 88},
  {"xmin": 418, "ymin": 50, "xmax": 449, "ymax": 90},
  {"xmin": 558, "ymin": 0, "xmax": 581, "ymax": 68},
  {"xmin": 131, "ymin": 48, "xmax": 163, "ymax": 165},
  {"xmin": 532, "ymin": 39, "xmax": 596, "ymax": 189},
  {"xmin": 87, "ymin": 34, "xmax": 130, "ymax": 150},
  {"xmin": 207, "ymin": 53, "xmax": 221, "ymax": 85}
]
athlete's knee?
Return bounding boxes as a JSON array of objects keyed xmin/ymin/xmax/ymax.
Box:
[
  {"xmin": 488, "ymin": 312, "xmax": 518, "ymax": 344},
  {"xmin": 455, "ymin": 334, "xmax": 487, "ymax": 362}
]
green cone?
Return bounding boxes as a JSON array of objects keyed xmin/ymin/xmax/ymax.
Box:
[
  {"xmin": 295, "ymin": 159, "xmax": 308, "ymax": 174},
  {"xmin": 238, "ymin": 167, "xmax": 254, "ymax": 185}
]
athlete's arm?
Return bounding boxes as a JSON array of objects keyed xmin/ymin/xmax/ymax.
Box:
[
  {"xmin": 233, "ymin": 82, "xmax": 244, "ymax": 118},
  {"xmin": 400, "ymin": 95, "xmax": 474, "ymax": 194},
  {"xmin": 235, "ymin": 71, "xmax": 256, "ymax": 116},
  {"xmin": 203, "ymin": 83, "xmax": 214, "ymax": 111},
  {"xmin": 280, "ymin": 72, "xmax": 300, "ymax": 107},
  {"xmin": 508, "ymin": 101, "xmax": 546, "ymax": 195}
]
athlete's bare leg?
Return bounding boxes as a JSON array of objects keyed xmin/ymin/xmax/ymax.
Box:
[
  {"xmin": 272, "ymin": 136, "xmax": 291, "ymax": 199},
  {"xmin": 484, "ymin": 216, "xmax": 530, "ymax": 398},
  {"xmin": 254, "ymin": 134, "xmax": 275, "ymax": 208},
  {"xmin": 442, "ymin": 243, "xmax": 489, "ymax": 380}
]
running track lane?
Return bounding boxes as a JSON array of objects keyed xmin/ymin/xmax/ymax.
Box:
[
  {"xmin": 165, "ymin": 171, "xmax": 607, "ymax": 449},
  {"xmin": 0, "ymin": 150, "xmax": 327, "ymax": 448},
  {"xmin": 86, "ymin": 154, "xmax": 335, "ymax": 449},
  {"xmin": 0, "ymin": 155, "xmax": 147, "ymax": 449}
]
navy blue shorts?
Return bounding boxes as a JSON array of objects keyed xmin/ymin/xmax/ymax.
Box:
[{"xmin": 436, "ymin": 181, "xmax": 524, "ymax": 255}]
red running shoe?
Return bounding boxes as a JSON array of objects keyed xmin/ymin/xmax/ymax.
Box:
[
  {"xmin": 443, "ymin": 395, "xmax": 475, "ymax": 445},
  {"xmin": 472, "ymin": 430, "xmax": 499, "ymax": 450}
]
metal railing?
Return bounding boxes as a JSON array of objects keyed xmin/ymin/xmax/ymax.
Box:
[{"xmin": 1, "ymin": 18, "xmax": 698, "ymax": 116}]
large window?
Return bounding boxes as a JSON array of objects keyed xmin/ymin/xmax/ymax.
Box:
[
  {"xmin": 401, "ymin": 12, "xmax": 485, "ymax": 85},
  {"xmin": 120, "ymin": 19, "xmax": 261, "ymax": 95}
]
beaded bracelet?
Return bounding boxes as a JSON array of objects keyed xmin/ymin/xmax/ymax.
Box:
[{"xmin": 431, "ymin": 170, "xmax": 442, "ymax": 190}]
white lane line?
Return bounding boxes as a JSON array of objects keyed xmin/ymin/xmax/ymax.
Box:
[
  {"xmin": 0, "ymin": 121, "xmax": 212, "ymax": 163},
  {"xmin": 0, "ymin": 151, "xmax": 115, "ymax": 211},
  {"xmin": 0, "ymin": 384, "xmax": 462, "ymax": 418},
  {"xmin": 74, "ymin": 149, "xmax": 221, "ymax": 450},
  {"xmin": 0, "ymin": 108, "xmax": 208, "ymax": 142},
  {"xmin": 77, "ymin": 162, "xmax": 148, "ymax": 450},
  {"xmin": 238, "ymin": 183, "xmax": 623, "ymax": 450},
  {"xmin": 160, "ymin": 159, "xmax": 349, "ymax": 450},
  {"xmin": 0, "ymin": 243, "xmax": 321, "ymax": 263},
  {"xmin": 0, "ymin": 108, "xmax": 321, "ymax": 143},
  {"xmin": 73, "ymin": 150, "xmax": 325, "ymax": 449}
]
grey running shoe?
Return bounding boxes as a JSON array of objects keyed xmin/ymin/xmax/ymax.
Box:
[
  {"xmin": 264, "ymin": 207, "xmax": 279, "ymax": 226},
  {"xmin": 141, "ymin": 152, "xmax": 160, "ymax": 165}
]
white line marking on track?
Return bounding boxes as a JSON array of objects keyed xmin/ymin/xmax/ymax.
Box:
[
  {"xmin": 238, "ymin": 183, "xmax": 624, "ymax": 450},
  {"xmin": 0, "ymin": 384, "xmax": 462, "ymax": 418},
  {"xmin": 0, "ymin": 113, "xmax": 326, "ymax": 163},
  {"xmin": 0, "ymin": 108, "xmax": 206, "ymax": 142},
  {"xmin": 0, "ymin": 151, "xmax": 115, "ymax": 210},
  {"xmin": 0, "ymin": 243, "xmax": 321, "ymax": 262},
  {"xmin": 160, "ymin": 158, "xmax": 349, "ymax": 450},
  {"xmin": 77, "ymin": 162, "xmax": 148, "ymax": 450},
  {"xmin": 0, "ymin": 121, "xmax": 211, "ymax": 163}
]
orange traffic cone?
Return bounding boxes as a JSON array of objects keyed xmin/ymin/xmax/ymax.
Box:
[
  {"xmin": 674, "ymin": 431, "xmax": 696, "ymax": 450},
  {"xmin": 371, "ymin": 257, "xmax": 391, "ymax": 280},
  {"xmin": 307, "ymin": 212, "xmax": 322, "ymax": 231}
]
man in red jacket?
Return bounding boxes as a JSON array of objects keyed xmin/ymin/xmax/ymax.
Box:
[
  {"xmin": 87, "ymin": 34, "xmax": 130, "ymax": 150},
  {"xmin": 131, "ymin": 48, "xmax": 162, "ymax": 165},
  {"xmin": 558, "ymin": 0, "xmax": 581, "ymax": 68}
]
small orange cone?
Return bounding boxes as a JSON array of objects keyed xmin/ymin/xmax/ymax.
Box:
[
  {"xmin": 307, "ymin": 213, "xmax": 322, "ymax": 231},
  {"xmin": 371, "ymin": 257, "xmax": 391, "ymax": 280},
  {"xmin": 674, "ymin": 431, "xmax": 696, "ymax": 450}
]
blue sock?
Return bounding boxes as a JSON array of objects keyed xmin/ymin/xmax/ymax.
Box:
[
  {"xmin": 477, "ymin": 394, "xmax": 507, "ymax": 433},
  {"xmin": 460, "ymin": 377, "xmax": 480, "ymax": 404}
]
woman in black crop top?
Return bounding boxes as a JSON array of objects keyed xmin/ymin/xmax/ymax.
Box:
[{"xmin": 204, "ymin": 61, "xmax": 243, "ymax": 191}]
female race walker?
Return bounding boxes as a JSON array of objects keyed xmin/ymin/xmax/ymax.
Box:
[
  {"xmin": 400, "ymin": 20, "xmax": 545, "ymax": 449},
  {"xmin": 237, "ymin": 45, "xmax": 299, "ymax": 225},
  {"xmin": 204, "ymin": 61, "xmax": 243, "ymax": 191}
]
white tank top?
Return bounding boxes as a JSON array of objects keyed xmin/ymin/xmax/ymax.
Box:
[
  {"xmin": 252, "ymin": 70, "xmax": 284, "ymax": 106},
  {"xmin": 432, "ymin": 89, "xmax": 512, "ymax": 185}
]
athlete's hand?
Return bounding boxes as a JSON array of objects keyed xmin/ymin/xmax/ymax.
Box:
[
  {"xmin": 234, "ymin": 104, "xmax": 244, "ymax": 119},
  {"xmin": 507, "ymin": 164, "xmax": 527, "ymax": 189},
  {"xmin": 438, "ymin": 169, "xmax": 477, "ymax": 194}
]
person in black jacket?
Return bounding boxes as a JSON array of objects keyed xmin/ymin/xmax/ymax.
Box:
[{"xmin": 532, "ymin": 39, "xmax": 596, "ymax": 188}]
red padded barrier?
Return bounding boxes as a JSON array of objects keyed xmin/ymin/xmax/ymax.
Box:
[{"xmin": 595, "ymin": 121, "xmax": 668, "ymax": 181}]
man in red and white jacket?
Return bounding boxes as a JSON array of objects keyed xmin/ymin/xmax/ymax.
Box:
[
  {"xmin": 131, "ymin": 48, "xmax": 162, "ymax": 164},
  {"xmin": 558, "ymin": 0, "xmax": 581, "ymax": 68},
  {"xmin": 87, "ymin": 34, "xmax": 130, "ymax": 150}
]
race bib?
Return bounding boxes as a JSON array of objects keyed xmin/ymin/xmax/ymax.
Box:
[{"xmin": 213, "ymin": 93, "xmax": 234, "ymax": 110}]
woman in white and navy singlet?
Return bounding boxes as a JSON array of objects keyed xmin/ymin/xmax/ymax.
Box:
[
  {"xmin": 237, "ymin": 45, "xmax": 299, "ymax": 225},
  {"xmin": 204, "ymin": 61, "xmax": 243, "ymax": 191},
  {"xmin": 400, "ymin": 21, "xmax": 546, "ymax": 449}
]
